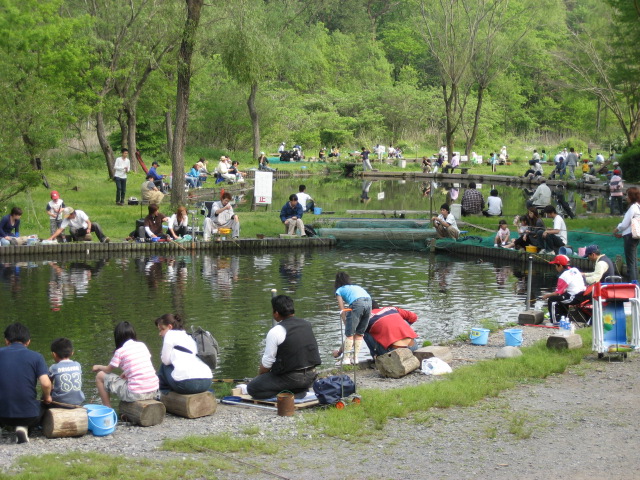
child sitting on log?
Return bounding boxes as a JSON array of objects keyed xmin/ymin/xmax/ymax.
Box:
[
  {"xmin": 92, "ymin": 322, "xmax": 158, "ymax": 408},
  {"xmin": 49, "ymin": 338, "xmax": 85, "ymax": 406}
]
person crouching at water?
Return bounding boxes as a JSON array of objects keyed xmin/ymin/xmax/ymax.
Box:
[
  {"xmin": 431, "ymin": 203, "xmax": 460, "ymax": 239},
  {"xmin": 154, "ymin": 314, "xmax": 212, "ymax": 395},
  {"xmin": 334, "ymin": 272, "xmax": 372, "ymax": 365},
  {"xmin": 540, "ymin": 255, "xmax": 586, "ymax": 325},
  {"xmin": 363, "ymin": 300, "xmax": 419, "ymax": 359}
]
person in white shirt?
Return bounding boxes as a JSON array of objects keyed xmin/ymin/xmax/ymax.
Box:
[
  {"xmin": 527, "ymin": 179, "xmax": 552, "ymax": 208},
  {"xmin": 167, "ymin": 206, "xmax": 189, "ymax": 239},
  {"xmin": 486, "ymin": 189, "xmax": 503, "ymax": 216},
  {"xmin": 154, "ymin": 313, "xmax": 213, "ymax": 395},
  {"xmin": 541, "ymin": 254, "xmax": 586, "ymax": 324},
  {"xmin": 431, "ymin": 204, "xmax": 460, "ymax": 239},
  {"xmin": 48, "ymin": 207, "xmax": 109, "ymax": 243},
  {"xmin": 595, "ymin": 153, "xmax": 605, "ymax": 164},
  {"xmin": 540, "ymin": 205, "xmax": 567, "ymax": 254},
  {"xmin": 114, "ymin": 148, "xmax": 130, "ymax": 206},
  {"xmin": 215, "ymin": 156, "xmax": 236, "ymax": 183},
  {"xmin": 378, "ymin": 144, "xmax": 386, "ymax": 161},
  {"xmin": 203, "ymin": 192, "xmax": 240, "ymax": 240},
  {"xmin": 295, "ymin": 185, "xmax": 314, "ymax": 212},
  {"xmin": 278, "ymin": 142, "xmax": 286, "ymax": 154}
]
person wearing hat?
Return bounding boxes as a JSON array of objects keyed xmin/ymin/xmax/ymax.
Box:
[
  {"xmin": 257, "ymin": 152, "xmax": 274, "ymax": 172},
  {"xmin": 582, "ymin": 245, "xmax": 615, "ymax": 285},
  {"xmin": 609, "ymin": 169, "xmax": 624, "ymax": 215},
  {"xmin": 540, "ymin": 254, "xmax": 586, "ymax": 324},
  {"xmin": 148, "ymin": 161, "xmax": 165, "ymax": 191},
  {"xmin": 46, "ymin": 191, "xmax": 65, "ymax": 240},
  {"xmin": 278, "ymin": 142, "xmax": 286, "ymax": 154},
  {"xmin": 48, "ymin": 208, "xmax": 109, "ymax": 243},
  {"xmin": 141, "ymin": 174, "xmax": 164, "ymax": 205}
]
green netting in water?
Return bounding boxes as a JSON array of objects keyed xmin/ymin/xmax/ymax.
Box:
[
  {"xmin": 459, "ymin": 228, "xmax": 624, "ymax": 259},
  {"xmin": 335, "ymin": 220, "xmax": 429, "ymax": 229}
]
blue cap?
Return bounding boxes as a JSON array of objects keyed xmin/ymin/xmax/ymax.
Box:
[{"xmin": 583, "ymin": 245, "xmax": 598, "ymax": 257}]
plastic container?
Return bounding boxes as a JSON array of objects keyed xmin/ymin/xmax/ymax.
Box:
[
  {"xmin": 276, "ymin": 392, "xmax": 295, "ymax": 416},
  {"xmin": 525, "ymin": 245, "xmax": 538, "ymax": 253},
  {"xmin": 504, "ymin": 328, "xmax": 523, "ymax": 347},
  {"xmin": 450, "ymin": 203, "xmax": 462, "ymax": 220},
  {"xmin": 313, "ymin": 207, "xmax": 323, "ymax": 215},
  {"xmin": 469, "ymin": 327, "xmax": 490, "ymax": 345},
  {"xmin": 558, "ymin": 246, "xmax": 573, "ymax": 256},
  {"xmin": 87, "ymin": 407, "xmax": 117, "ymax": 436},
  {"xmin": 578, "ymin": 247, "xmax": 586, "ymax": 257}
]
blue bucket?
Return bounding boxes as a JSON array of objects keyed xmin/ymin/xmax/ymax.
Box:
[
  {"xmin": 84, "ymin": 404, "xmax": 110, "ymax": 413},
  {"xmin": 469, "ymin": 327, "xmax": 490, "ymax": 345},
  {"xmin": 313, "ymin": 207, "xmax": 323, "ymax": 215},
  {"xmin": 87, "ymin": 407, "xmax": 117, "ymax": 436},
  {"xmin": 558, "ymin": 246, "xmax": 573, "ymax": 256},
  {"xmin": 504, "ymin": 328, "xmax": 523, "ymax": 347}
]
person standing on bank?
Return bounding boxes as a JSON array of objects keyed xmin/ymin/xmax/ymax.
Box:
[
  {"xmin": 614, "ymin": 186, "xmax": 640, "ymax": 282},
  {"xmin": 114, "ymin": 148, "xmax": 130, "ymax": 206},
  {"xmin": 247, "ymin": 295, "xmax": 321, "ymax": 399},
  {"xmin": 360, "ymin": 146, "xmax": 373, "ymax": 171},
  {"xmin": 46, "ymin": 191, "xmax": 65, "ymax": 240},
  {"xmin": 154, "ymin": 314, "xmax": 213, "ymax": 395},
  {"xmin": 335, "ymin": 272, "xmax": 372, "ymax": 365}
]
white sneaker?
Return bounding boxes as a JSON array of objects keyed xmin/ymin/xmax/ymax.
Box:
[{"xmin": 15, "ymin": 426, "xmax": 29, "ymax": 444}]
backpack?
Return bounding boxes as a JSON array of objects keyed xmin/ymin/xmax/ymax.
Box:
[
  {"xmin": 304, "ymin": 225, "xmax": 317, "ymax": 237},
  {"xmin": 313, "ymin": 374, "xmax": 355, "ymax": 405},
  {"xmin": 189, "ymin": 326, "xmax": 219, "ymax": 370}
]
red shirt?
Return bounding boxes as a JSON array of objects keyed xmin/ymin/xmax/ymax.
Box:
[{"xmin": 367, "ymin": 307, "xmax": 418, "ymax": 349}]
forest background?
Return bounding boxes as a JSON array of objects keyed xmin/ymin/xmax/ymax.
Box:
[{"xmin": 1, "ymin": 0, "xmax": 639, "ymax": 207}]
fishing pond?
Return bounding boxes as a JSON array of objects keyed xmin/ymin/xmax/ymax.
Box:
[{"xmin": 0, "ymin": 249, "xmax": 557, "ymax": 401}]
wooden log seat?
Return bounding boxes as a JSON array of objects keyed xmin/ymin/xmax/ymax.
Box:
[
  {"xmin": 160, "ymin": 391, "xmax": 217, "ymax": 419},
  {"xmin": 42, "ymin": 407, "xmax": 88, "ymax": 438},
  {"xmin": 119, "ymin": 399, "xmax": 166, "ymax": 427}
]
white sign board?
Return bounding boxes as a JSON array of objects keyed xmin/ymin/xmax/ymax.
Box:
[
  {"xmin": 254, "ymin": 171, "xmax": 273, "ymax": 205},
  {"xmin": 377, "ymin": 192, "xmax": 385, "ymax": 200}
]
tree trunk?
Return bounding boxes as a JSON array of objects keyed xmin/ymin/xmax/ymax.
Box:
[
  {"xmin": 96, "ymin": 111, "xmax": 115, "ymax": 178},
  {"xmin": 117, "ymin": 113, "xmax": 128, "ymax": 150},
  {"xmin": 595, "ymin": 97, "xmax": 601, "ymax": 142},
  {"xmin": 248, "ymin": 81, "xmax": 260, "ymax": 160},
  {"xmin": 171, "ymin": 0, "xmax": 204, "ymax": 209},
  {"xmin": 126, "ymin": 105, "xmax": 137, "ymax": 172},
  {"xmin": 165, "ymin": 109, "xmax": 174, "ymax": 155},
  {"xmin": 443, "ymin": 83, "xmax": 457, "ymax": 162},
  {"xmin": 466, "ymin": 85, "xmax": 485, "ymax": 156}
]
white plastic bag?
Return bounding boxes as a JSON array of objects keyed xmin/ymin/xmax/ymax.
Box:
[{"xmin": 421, "ymin": 357, "xmax": 452, "ymax": 376}]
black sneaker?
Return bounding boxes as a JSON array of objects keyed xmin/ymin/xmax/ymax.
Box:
[{"xmin": 15, "ymin": 426, "xmax": 29, "ymax": 444}]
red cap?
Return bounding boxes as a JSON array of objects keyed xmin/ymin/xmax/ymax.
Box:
[
  {"xmin": 549, "ymin": 254, "xmax": 570, "ymax": 266},
  {"xmin": 50, "ymin": 191, "xmax": 59, "ymax": 200}
]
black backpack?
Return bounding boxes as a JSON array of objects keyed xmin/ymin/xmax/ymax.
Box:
[
  {"xmin": 313, "ymin": 374, "xmax": 355, "ymax": 405},
  {"xmin": 189, "ymin": 327, "xmax": 219, "ymax": 370},
  {"xmin": 304, "ymin": 225, "xmax": 317, "ymax": 237}
]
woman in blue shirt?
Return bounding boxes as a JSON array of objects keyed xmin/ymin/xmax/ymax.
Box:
[{"xmin": 335, "ymin": 272, "xmax": 372, "ymax": 365}]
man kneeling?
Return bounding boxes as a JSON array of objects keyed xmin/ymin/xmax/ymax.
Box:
[{"xmin": 247, "ymin": 295, "xmax": 321, "ymax": 399}]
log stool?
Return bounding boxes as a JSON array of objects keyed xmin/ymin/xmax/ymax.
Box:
[
  {"xmin": 160, "ymin": 391, "xmax": 217, "ymax": 419},
  {"xmin": 42, "ymin": 408, "xmax": 88, "ymax": 438},
  {"xmin": 119, "ymin": 399, "xmax": 166, "ymax": 426}
]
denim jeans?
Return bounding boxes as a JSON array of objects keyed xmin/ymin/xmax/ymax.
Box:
[
  {"xmin": 624, "ymin": 234, "xmax": 639, "ymax": 281},
  {"xmin": 157, "ymin": 364, "xmax": 211, "ymax": 395},
  {"xmin": 345, "ymin": 297, "xmax": 372, "ymax": 337},
  {"xmin": 115, "ymin": 177, "xmax": 127, "ymax": 204}
]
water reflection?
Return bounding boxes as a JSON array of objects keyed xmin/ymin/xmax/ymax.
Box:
[{"xmin": 48, "ymin": 260, "xmax": 106, "ymax": 310}]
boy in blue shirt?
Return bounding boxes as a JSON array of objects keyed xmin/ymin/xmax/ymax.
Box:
[{"xmin": 49, "ymin": 338, "xmax": 85, "ymax": 406}]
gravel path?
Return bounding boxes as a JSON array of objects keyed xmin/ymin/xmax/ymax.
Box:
[{"xmin": 3, "ymin": 326, "xmax": 638, "ymax": 479}]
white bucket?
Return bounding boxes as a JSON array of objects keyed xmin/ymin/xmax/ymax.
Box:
[{"xmin": 450, "ymin": 203, "xmax": 462, "ymax": 220}]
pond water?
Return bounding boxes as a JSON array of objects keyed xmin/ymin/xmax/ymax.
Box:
[
  {"xmin": 264, "ymin": 176, "xmax": 609, "ymax": 218},
  {"xmin": 0, "ymin": 249, "xmax": 556, "ymax": 401}
]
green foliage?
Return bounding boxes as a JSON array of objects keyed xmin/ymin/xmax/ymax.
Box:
[
  {"xmin": 320, "ymin": 129, "xmax": 353, "ymax": 148},
  {"xmin": 556, "ymin": 138, "xmax": 588, "ymax": 154},
  {"xmin": 618, "ymin": 142, "xmax": 640, "ymax": 182}
]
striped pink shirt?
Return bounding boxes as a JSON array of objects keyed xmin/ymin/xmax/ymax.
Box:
[{"xmin": 109, "ymin": 340, "xmax": 159, "ymax": 393}]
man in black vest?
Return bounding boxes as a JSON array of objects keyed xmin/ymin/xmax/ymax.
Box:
[
  {"xmin": 582, "ymin": 245, "xmax": 616, "ymax": 285},
  {"xmin": 247, "ymin": 295, "xmax": 321, "ymax": 399}
]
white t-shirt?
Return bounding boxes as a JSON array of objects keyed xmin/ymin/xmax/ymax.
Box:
[
  {"xmin": 558, "ymin": 267, "xmax": 586, "ymax": 296},
  {"xmin": 168, "ymin": 214, "xmax": 188, "ymax": 230},
  {"xmin": 161, "ymin": 330, "xmax": 212, "ymax": 381},
  {"xmin": 296, "ymin": 192, "xmax": 312, "ymax": 211},
  {"xmin": 437, "ymin": 213, "xmax": 459, "ymax": 233},
  {"xmin": 553, "ymin": 214, "xmax": 567, "ymax": 245},
  {"xmin": 487, "ymin": 196, "xmax": 502, "ymax": 216},
  {"xmin": 114, "ymin": 156, "xmax": 130, "ymax": 179},
  {"xmin": 61, "ymin": 210, "xmax": 90, "ymax": 230}
]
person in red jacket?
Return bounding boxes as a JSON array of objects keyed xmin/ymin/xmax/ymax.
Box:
[{"xmin": 363, "ymin": 300, "xmax": 419, "ymax": 359}]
